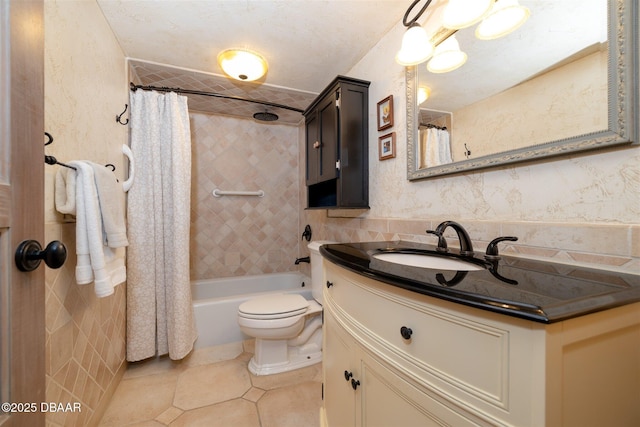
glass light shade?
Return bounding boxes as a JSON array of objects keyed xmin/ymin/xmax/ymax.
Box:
[
  {"xmin": 475, "ymin": 0, "xmax": 530, "ymax": 40},
  {"xmin": 217, "ymin": 48, "xmax": 268, "ymax": 81},
  {"xmin": 443, "ymin": 0, "xmax": 494, "ymax": 29},
  {"xmin": 395, "ymin": 24, "xmax": 434, "ymax": 66},
  {"xmin": 418, "ymin": 86, "xmax": 431, "ymax": 104},
  {"xmin": 427, "ymin": 36, "xmax": 467, "ymax": 73}
]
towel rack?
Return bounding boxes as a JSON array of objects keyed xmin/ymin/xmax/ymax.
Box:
[
  {"xmin": 44, "ymin": 132, "xmax": 117, "ymax": 172},
  {"xmin": 212, "ymin": 189, "xmax": 265, "ymax": 198}
]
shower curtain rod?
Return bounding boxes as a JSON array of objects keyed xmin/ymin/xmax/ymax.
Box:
[{"xmin": 129, "ymin": 82, "xmax": 305, "ymax": 113}]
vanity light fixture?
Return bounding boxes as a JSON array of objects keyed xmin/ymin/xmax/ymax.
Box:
[
  {"xmin": 396, "ymin": 0, "xmax": 530, "ymax": 74},
  {"xmin": 217, "ymin": 48, "xmax": 268, "ymax": 82},
  {"xmin": 395, "ymin": 0, "xmax": 435, "ymax": 66},
  {"xmin": 427, "ymin": 35, "xmax": 467, "ymax": 73},
  {"xmin": 442, "ymin": 0, "xmax": 495, "ymax": 30},
  {"xmin": 475, "ymin": 0, "xmax": 531, "ymax": 40}
]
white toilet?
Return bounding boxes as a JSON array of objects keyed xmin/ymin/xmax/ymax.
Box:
[{"xmin": 238, "ymin": 241, "xmax": 331, "ymax": 375}]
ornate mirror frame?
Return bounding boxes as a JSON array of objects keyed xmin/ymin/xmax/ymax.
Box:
[{"xmin": 407, "ymin": 0, "xmax": 638, "ymax": 180}]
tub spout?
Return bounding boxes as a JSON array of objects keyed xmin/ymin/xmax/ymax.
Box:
[{"xmin": 295, "ymin": 256, "xmax": 310, "ymax": 265}]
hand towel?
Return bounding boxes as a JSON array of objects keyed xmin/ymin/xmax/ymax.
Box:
[
  {"xmin": 89, "ymin": 162, "xmax": 129, "ymax": 248},
  {"xmin": 55, "ymin": 167, "xmax": 77, "ymax": 214},
  {"xmin": 70, "ymin": 161, "xmax": 94, "ymax": 284},
  {"xmin": 70, "ymin": 161, "xmax": 126, "ymax": 297}
]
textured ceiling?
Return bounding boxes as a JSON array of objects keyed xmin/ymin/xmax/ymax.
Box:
[{"xmin": 99, "ymin": 0, "xmax": 409, "ymax": 124}]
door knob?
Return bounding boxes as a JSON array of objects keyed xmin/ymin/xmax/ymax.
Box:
[{"xmin": 15, "ymin": 240, "xmax": 67, "ymax": 272}]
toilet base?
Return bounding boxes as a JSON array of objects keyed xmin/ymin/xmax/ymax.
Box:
[
  {"xmin": 248, "ymin": 327, "xmax": 323, "ymax": 375},
  {"xmin": 248, "ymin": 348, "xmax": 322, "ymax": 376}
]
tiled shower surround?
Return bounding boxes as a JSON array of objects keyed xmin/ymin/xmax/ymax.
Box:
[{"xmin": 189, "ymin": 112, "xmax": 301, "ymax": 279}]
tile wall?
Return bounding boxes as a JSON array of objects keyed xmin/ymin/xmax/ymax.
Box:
[
  {"xmin": 189, "ymin": 112, "xmax": 302, "ymax": 279},
  {"xmin": 44, "ymin": 2, "xmax": 128, "ymax": 426}
]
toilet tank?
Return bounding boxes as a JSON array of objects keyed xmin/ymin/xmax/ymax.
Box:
[{"xmin": 307, "ymin": 241, "xmax": 335, "ymax": 304}]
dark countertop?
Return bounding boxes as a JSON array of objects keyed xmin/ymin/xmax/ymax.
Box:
[{"xmin": 320, "ymin": 241, "xmax": 640, "ymax": 323}]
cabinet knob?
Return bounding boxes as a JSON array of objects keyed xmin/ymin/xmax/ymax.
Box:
[
  {"xmin": 344, "ymin": 370, "xmax": 353, "ymax": 381},
  {"xmin": 400, "ymin": 326, "xmax": 413, "ymax": 340},
  {"xmin": 313, "ymin": 141, "xmax": 321, "ymax": 149},
  {"xmin": 351, "ymin": 378, "xmax": 361, "ymax": 390},
  {"xmin": 326, "ymin": 280, "xmax": 333, "ymax": 288}
]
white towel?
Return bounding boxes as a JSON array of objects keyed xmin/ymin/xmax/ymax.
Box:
[
  {"xmin": 55, "ymin": 167, "xmax": 77, "ymax": 214},
  {"xmin": 89, "ymin": 162, "xmax": 129, "ymax": 248},
  {"xmin": 70, "ymin": 161, "xmax": 126, "ymax": 297}
]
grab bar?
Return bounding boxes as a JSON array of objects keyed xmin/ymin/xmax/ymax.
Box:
[{"xmin": 212, "ymin": 189, "xmax": 265, "ymax": 198}]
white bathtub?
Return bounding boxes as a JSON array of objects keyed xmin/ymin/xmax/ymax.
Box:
[{"xmin": 192, "ymin": 272, "xmax": 312, "ymax": 349}]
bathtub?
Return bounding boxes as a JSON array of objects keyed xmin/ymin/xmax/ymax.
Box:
[{"xmin": 192, "ymin": 272, "xmax": 312, "ymax": 349}]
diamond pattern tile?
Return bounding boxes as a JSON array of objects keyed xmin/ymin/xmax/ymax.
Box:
[
  {"xmin": 130, "ymin": 60, "xmax": 318, "ymax": 125},
  {"xmin": 190, "ymin": 112, "xmax": 301, "ymax": 280}
]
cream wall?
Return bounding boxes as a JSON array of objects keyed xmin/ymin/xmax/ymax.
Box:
[
  {"xmin": 303, "ymin": 19, "xmax": 639, "ymax": 272},
  {"xmin": 44, "ymin": 1, "xmax": 128, "ymax": 426}
]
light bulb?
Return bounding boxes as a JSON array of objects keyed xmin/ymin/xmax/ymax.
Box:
[{"xmin": 396, "ymin": 24, "xmax": 434, "ymax": 66}]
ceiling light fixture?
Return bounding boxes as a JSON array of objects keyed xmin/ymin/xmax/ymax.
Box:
[
  {"xmin": 475, "ymin": 0, "xmax": 531, "ymax": 40},
  {"xmin": 418, "ymin": 86, "xmax": 432, "ymax": 104},
  {"xmin": 217, "ymin": 48, "xmax": 268, "ymax": 82}
]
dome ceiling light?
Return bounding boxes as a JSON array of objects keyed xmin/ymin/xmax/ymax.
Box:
[{"xmin": 217, "ymin": 48, "xmax": 268, "ymax": 82}]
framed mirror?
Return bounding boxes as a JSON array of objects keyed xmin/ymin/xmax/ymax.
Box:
[{"xmin": 407, "ymin": 0, "xmax": 637, "ymax": 180}]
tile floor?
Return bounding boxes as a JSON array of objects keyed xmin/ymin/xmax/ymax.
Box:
[{"xmin": 99, "ymin": 341, "xmax": 322, "ymax": 427}]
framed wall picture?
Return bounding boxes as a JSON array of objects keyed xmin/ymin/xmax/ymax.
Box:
[
  {"xmin": 377, "ymin": 95, "xmax": 393, "ymax": 131},
  {"xmin": 378, "ymin": 132, "xmax": 396, "ymax": 160}
]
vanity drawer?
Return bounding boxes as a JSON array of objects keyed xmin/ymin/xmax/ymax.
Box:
[{"xmin": 324, "ymin": 262, "xmax": 512, "ymax": 411}]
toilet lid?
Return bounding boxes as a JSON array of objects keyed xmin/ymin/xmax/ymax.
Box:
[{"xmin": 239, "ymin": 294, "xmax": 310, "ymax": 319}]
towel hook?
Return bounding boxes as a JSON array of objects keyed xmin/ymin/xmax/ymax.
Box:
[
  {"xmin": 45, "ymin": 132, "xmax": 53, "ymax": 146},
  {"xmin": 116, "ymin": 104, "xmax": 129, "ymax": 125}
]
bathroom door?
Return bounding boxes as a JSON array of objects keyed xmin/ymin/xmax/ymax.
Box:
[{"xmin": 0, "ymin": 1, "xmax": 46, "ymax": 426}]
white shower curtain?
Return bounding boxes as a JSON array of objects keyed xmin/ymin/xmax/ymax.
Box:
[
  {"xmin": 419, "ymin": 127, "xmax": 453, "ymax": 168},
  {"xmin": 126, "ymin": 89, "xmax": 197, "ymax": 362}
]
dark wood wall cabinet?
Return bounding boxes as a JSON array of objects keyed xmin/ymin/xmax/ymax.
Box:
[{"xmin": 304, "ymin": 76, "xmax": 370, "ymax": 209}]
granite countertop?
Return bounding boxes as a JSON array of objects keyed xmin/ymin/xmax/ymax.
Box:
[{"xmin": 319, "ymin": 241, "xmax": 640, "ymax": 323}]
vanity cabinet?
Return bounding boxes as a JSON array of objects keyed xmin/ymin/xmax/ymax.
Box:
[
  {"xmin": 304, "ymin": 76, "xmax": 369, "ymax": 209},
  {"xmin": 321, "ymin": 261, "xmax": 640, "ymax": 427}
]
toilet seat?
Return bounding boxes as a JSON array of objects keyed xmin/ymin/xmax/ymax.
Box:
[{"xmin": 238, "ymin": 293, "xmax": 310, "ymax": 320}]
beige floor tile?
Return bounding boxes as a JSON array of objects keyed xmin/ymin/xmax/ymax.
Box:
[
  {"xmin": 170, "ymin": 399, "xmax": 260, "ymax": 427},
  {"xmin": 99, "ymin": 372, "xmax": 177, "ymax": 426},
  {"xmin": 258, "ymin": 381, "xmax": 322, "ymax": 427},
  {"xmin": 250, "ymin": 361, "xmax": 322, "ymax": 390},
  {"xmin": 124, "ymin": 355, "xmax": 184, "ymax": 380},
  {"xmin": 242, "ymin": 386, "xmax": 266, "ymax": 402},
  {"xmin": 173, "ymin": 359, "xmax": 252, "ymax": 410},
  {"xmin": 155, "ymin": 406, "xmax": 184, "ymax": 424}
]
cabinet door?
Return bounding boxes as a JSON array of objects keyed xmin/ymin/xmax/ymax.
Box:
[
  {"xmin": 324, "ymin": 311, "xmax": 357, "ymax": 427},
  {"xmin": 317, "ymin": 93, "xmax": 338, "ymax": 182},
  {"xmin": 305, "ymin": 110, "xmax": 320, "ymax": 185},
  {"xmin": 360, "ymin": 354, "xmax": 484, "ymax": 427}
]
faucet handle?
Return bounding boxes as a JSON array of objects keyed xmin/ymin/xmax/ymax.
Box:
[
  {"xmin": 485, "ymin": 236, "xmax": 518, "ymax": 260},
  {"xmin": 426, "ymin": 230, "xmax": 448, "ymax": 253}
]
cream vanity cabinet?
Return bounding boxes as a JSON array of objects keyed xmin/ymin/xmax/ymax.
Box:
[{"xmin": 321, "ymin": 261, "xmax": 640, "ymax": 427}]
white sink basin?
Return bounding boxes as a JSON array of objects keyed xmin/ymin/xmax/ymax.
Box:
[{"xmin": 372, "ymin": 252, "xmax": 484, "ymax": 271}]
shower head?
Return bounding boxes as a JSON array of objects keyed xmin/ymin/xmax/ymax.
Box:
[{"xmin": 253, "ymin": 111, "xmax": 279, "ymax": 122}]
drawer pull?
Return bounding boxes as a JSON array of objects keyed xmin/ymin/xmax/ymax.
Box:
[
  {"xmin": 326, "ymin": 280, "xmax": 334, "ymax": 288},
  {"xmin": 400, "ymin": 326, "xmax": 413, "ymax": 340},
  {"xmin": 344, "ymin": 370, "xmax": 353, "ymax": 381},
  {"xmin": 351, "ymin": 378, "xmax": 361, "ymax": 390}
]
